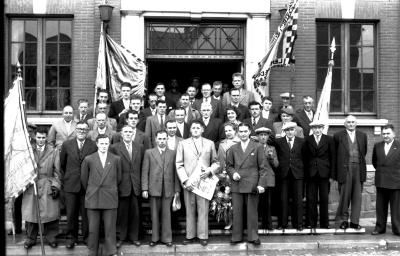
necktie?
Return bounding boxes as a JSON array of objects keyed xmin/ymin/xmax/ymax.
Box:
[
  {"xmin": 127, "ymin": 143, "xmax": 132, "ymax": 160},
  {"xmin": 160, "ymin": 115, "xmax": 164, "ymax": 128},
  {"xmin": 288, "ymin": 138, "xmax": 292, "ymax": 149},
  {"xmin": 252, "ymin": 117, "xmax": 256, "ymax": 127},
  {"xmin": 316, "ymin": 136, "xmax": 320, "ymax": 145},
  {"xmin": 79, "ymin": 141, "xmax": 83, "ymax": 151}
]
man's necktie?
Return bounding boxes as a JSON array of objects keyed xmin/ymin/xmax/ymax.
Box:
[
  {"xmin": 288, "ymin": 138, "xmax": 292, "ymax": 149},
  {"xmin": 160, "ymin": 115, "xmax": 164, "ymax": 129},
  {"xmin": 316, "ymin": 136, "xmax": 320, "ymax": 145},
  {"xmin": 79, "ymin": 141, "xmax": 83, "ymax": 151},
  {"xmin": 252, "ymin": 118, "xmax": 256, "ymax": 128},
  {"xmin": 127, "ymin": 143, "xmax": 132, "ymax": 160}
]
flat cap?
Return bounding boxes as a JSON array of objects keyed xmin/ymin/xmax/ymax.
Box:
[
  {"xmin": 309, "ymin": 119, "xmax": 326, "ymax": 127},
  {"xmin": 282, "ymin": 121, "xmax": 297, "ymax": 131},
  {"xmin": 255, "ymin": 127, "xmax": 272, "ymax": 134}
]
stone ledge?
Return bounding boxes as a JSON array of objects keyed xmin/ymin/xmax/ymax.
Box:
[
  {"xmin": 328, "ymin": 118, "xmax": 388, "ymax": 135},
  {"xmin": 317, "ymin": 239, "xmax": 385, "ymax": 249}
]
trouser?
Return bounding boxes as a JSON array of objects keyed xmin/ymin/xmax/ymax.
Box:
[
  {"xmin": 335, "ymin": 163, "xmax": 362, "ymax": 225},
  {"xmin": 259, "ymin": 188, "xmax": 272, "ymax": 229},
  {"xmin": 183, "ymin": 189, "xmax": 209, "ymax": 239},
  {"xmin": 375, "ymin": 187, "xmax": 400, "ymax": 235},
  {"xmin": 306, "ymin": 174, "xmax": 330, "ymax": 228},
  {"xmin": 150, "ymin": 196, "xmax": 173, "ymax": 243},
  {"xmin": 25, "ymin": 220, "xmax": 59, "ymax": 243},
  {"xmin": 232, "ymin": 192, "xmax": 259, "ymax": 242},
  {"xmin": 117, "ymin": 193, "xmax": 140, "ymax": 241},
  {"xmin": 12, "ymin": 194, "xmax": 23, "ymax": 233},
  {"xmin": 87, "ymin": 208, "xmax": 117, "ymax": 256},
  {"xmin": 281, "ymin": 172, "xmax": 303, "ymax": 228},
  {"xmin": 65, "ymin": 190, "xmax": 88, "ymax": 242}
]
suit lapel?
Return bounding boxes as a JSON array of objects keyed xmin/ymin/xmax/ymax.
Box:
[
  {"xmin": 119, "ymin": 142, "xmax": 131, "ymax": 162},
  {"xmin": 99, "ymin": 153, "xmax": 112, "ymax": 185},
  {"xmin": 237, "ymin": 141, "xmax": 255, "ymax": 168},
  {"xmin": 151, "ymin": 148, "xmax": 163, "ymax": 168},
  {"xmin": 385, "ymin": 141, "xmax": 399, "ymax": 160},
  {"xmin": 341, "ymin": 131, "xmax": 350, "ymax": 153}
]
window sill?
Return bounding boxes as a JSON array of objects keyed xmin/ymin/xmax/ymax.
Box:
[
  {"xmin": 328, "ymin": 118, "xmax": 388, "ymax": 135},
  {"xmin": 27, "ymin": 116, "xmax": 61, "ymax": 126}
]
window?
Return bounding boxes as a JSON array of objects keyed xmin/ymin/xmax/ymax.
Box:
[
  {"xmin": 316, "ymin": 21, "xmax": 376, "ymax": 114},
  {"xmin": 9, "ymin": 18, "xmax": 72, "ymax": 112}
]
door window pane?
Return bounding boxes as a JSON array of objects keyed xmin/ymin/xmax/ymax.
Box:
[{"xmin": 25, "ymin": 20, "xmax": 38, "ymax": 42}]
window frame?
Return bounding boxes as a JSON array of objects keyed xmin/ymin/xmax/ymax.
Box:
[{"xmin": 316, "ymin": 20, "xmax": 378, "ymax": 116}]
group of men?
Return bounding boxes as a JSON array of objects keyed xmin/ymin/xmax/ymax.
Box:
[{"xmin": 17, "ymin": 72, "xmax": 399, "ymax": 256}]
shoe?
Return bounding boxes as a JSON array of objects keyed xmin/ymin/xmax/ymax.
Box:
[
  {"xmin": 297, "ymin": 226, "xmax": 304, "ymax": 231},
  {"xmin": 164, "ymin": 242, "xmax": 173, "ymax": 247},
  {"xmin": 339, "ymin": 221, "xmax": 349, "ymax": 229},
  {"xmin": 371, "ymin": 229, "xmax": 385, "ymax": 235},
  {"xmin": 132, "ymin": 240, "xmax": 141, "ymax": 246},
  {"xmin": 249, "ymin": 239, "xmax": 261, "ymax": 245},
  {"xmin": 349, "ymin": 222, "xmax": 362, "ymax": 230},
  {"xmin": 149, "ymin": 241, "xmax": 158, "ymax": 247},
  {"xmin": 182, "ymin": 238, "xmax": 195, "ymax": 245},
  {"xmin": 24, "ymin": 240, "xmax": 36, "ymax": 249},
  {"xmin": 230, "ymin": 240, "xmax": 242, "ymax": 245},
  {"xmin": 199, "ymin": 239, "xmax": 208, "ymax": 246},
  {"xmin": 116, "ymin": 240, "xmax": 123, "ymax": 248},
  {"xmin": 65, "ymin": 240, "xmax": 76, "ymax": 249},
  {"xmin": 48, "ymin": 241, "xmax": 58, "ymax": 248}
]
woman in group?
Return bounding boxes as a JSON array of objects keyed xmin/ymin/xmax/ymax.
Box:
[{"xmin": 224, "ymin": 107, "xmax": 241, "ymax": 127}]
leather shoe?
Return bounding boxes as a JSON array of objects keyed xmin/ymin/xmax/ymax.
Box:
[
  {"xmin": 371, "ymin": 229, "xmax": 384, "ymax": 235},
  {"xmin": 149, "ymin": 241, "xmax": 158, "ymax": 247},
  {"xmin": 249, "ymin": 239, "xmax": 261, "ymax": 245},
  {"xmin": 65, "ymin": 241, "xmax": 75, "ymax": 249},
  {"xmin": 182, "ymin": 238, "xmax": 195, "ymax": 245},
  {"xmin": 339, "ymin": 221, "xmax": 348, "ymax": 229},
  {"xmin": 116, "ymin": 240, "xmax": 123, "ymax": 248},
  {"xmin": 230, "ymin": 240, "xmax": 242, "ymax": 245},
  {"xmin": 350, "ymin": 222, "xmax": 362, "ymax": 230},
  {"xmin": 297, "ymin": 226, "xmax": 304, "ymax": 231},
  {"xmin": 48, "ymin": 241, "xmax": 58, "ymax": 248},
  {"xmin": 199, "ymin": 239, "xmax": 208, "ymax": 246},
  {"xmin": 132, "ymin": 240, "xmax": 141, "ymax": 246},
  {"xmin": 164, "ymin": 242, "xmax": 173, "ymax": 247},
  {"xmin": 24, "ymin": 240, "xmax": 36, "ymax": 249}
]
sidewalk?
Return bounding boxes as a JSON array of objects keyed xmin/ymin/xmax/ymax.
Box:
[{"xmin": 6, "ymin": 219, "xmax": 400, "ymax": 256}]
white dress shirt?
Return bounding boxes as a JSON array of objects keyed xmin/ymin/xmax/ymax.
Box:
[
  {"xmin": 384, "ymin": 140, "xmax": 394, "ymax": 156},
  {"xmin": 176, "ymin": 122, "xmax": 184, "ymax": 137},
  {"xmin": 240, "ymin": 139, "xmax": 250, "ymax": 152},
  {"xmin": 99, "ymin": 152, "xmax": 107, "ymax": 168},
  {"xmin": 347, "ymin": 130, "xmax": 356, "ymax": 143},
  {"xmin": 167, "ymin": 136, "xmax": 176, "ymax": 150}
]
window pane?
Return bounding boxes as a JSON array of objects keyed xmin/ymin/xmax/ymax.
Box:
[
  {"xmin": 316, "ymin": 68, "xmax": 326, "ymax": 89},
  {"xmin": 11, "ymin": 43, "xmax": 24, "ymax": 65},
  {"xmin": 330, "ymin": 91, "xmax": 342, "ymax": 112},
  {"xmin": 25, "ymin": 89, "xmax": 37, "ymax": 111},
  {"xmin": 362, "ymin": 47, "xmax": 374, "ymax": 68},
  {"xmin": 12, "ymin": 20, "xmax": 24, "ymax": 42},
  {"xmin": 60, "ymin": 89, "xmax": 71, "ymax": 108},
  {"xmin": 330, "ymin": 23, "xmax": 341, "ymax": 44},
  {"xmin": 25, "ymin": 43, "xmax": 37, "ymax": 64},
  {"xmin": 59, "ymin": 66, "xmax": 70, "ymax": 87},
  {"xmin": 317, "ymin": 46, "xmax": 328, "ymax": 66},
  {"xmin": 45, "ymin": 89, "xmax": 58, "ymax": 110},
  {"xmin": 350, "ymin": 69, "xmax": 361, "ymax": 89},
  {"xmin": 362, "ymin": 25, "xmax": 374, "ymax": 46},
  {"xmin": 333, "ymin": 45, "xmax": 341, "ymax": 67},
  {"xmin": 332, "ymin": 68, "xmax": 341, "ymax": 89},
  {"xmin": 363, "ymin": 91, "xmax": 374, "ymax": 112},
  {"xmin": 46, "ymin": 21, "xmax": 58, "ymax": 42},
  {"xmin": 59, "ymin": 43, "xmax": 71, "ymax": 64},
  {"xmin": 363, "ymin": 71, "xmax": 374, "ymax": 89},
  {"xmin": 46, "ymin": 43, "xmax": 58, "ymax": 64},
  {"xmin": 24, "ymin": 66, "xmax": 37, "ymax": 87},
  {"xmin": 60, "ymin": 21, "xmax": 72, "ymax": 42},
  {"xmin": 46, "ymin": 67, "xmax": 58, "ymax": 87},
  {"xmin": 350, "ymin": 91, "xmax": 361, "ymax": 112},
  {"xmin": 350, "ymin": 47, "xmax": 360, "ymax": 67},
  {"xmin": 316, "ymin": 23, "xmax": 328, "ymax": 44},
  {"xmin": 350, "ymin": 24, "xmax": 362, "ymax": 46},
  {"xmin": 25, "ymin": 20, "xmax": 37, "ymax": 42}
]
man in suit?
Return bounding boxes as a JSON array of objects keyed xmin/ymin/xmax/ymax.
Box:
[
  {"xmin": 186, "ymin": 86, "xmax": 198, "ymax": 107},
  {"xmin": 87, "ymin": 102, "xmax": 118, "ymax": 131},
  {"xmin": 261, "ymin": 96, "xmax": 278, "ymax": 123},
  {"xmin": 169, "ymin": 93, "xmax": 201, "ymax": 124},
  {"xmin": 274, "ymin": 122, "xmax": 305, "ymax": 230},
  {"xmin": 333, "ymin": 115, "xmax": 367, "ymax": 230},
  {"xmin": 154, "ymin": 82, "xmax": 175, "ymax": 113},
  {"xmin": 273, "ymin": 106, "xmax": 304, "ymax": 139},
  {"xmin": 165, "ymin": 120, "xmax": 183, "ymax": 151},
  {"xmin": 222, "ymin": 88, "xmax": 251, "ymax": 122},
  {"xmin": 108, "ymin": 82, "xmax": 132, "ymax": 125},
  {"xmin": 74, "ymin": 99, "xmax": 93, "ymax": 123},
  {"xmin": 81, "ymin": 134, "xmax": 122, "ymax": 256},
  {"xmin": 222, "ymin": 72, "xmax": 255, "ymax": 107},
  {"xmin": 60, "ymin": 121, "xmax": 98, "ymax": 248},
  {"xmin": 109, "ymin": 125, "xmax": 144, "ymax": 247},
  {"xmin": 87, "ymin": 112, "xmax": 116, "ymax": 142},
  {"xmin": 200, "ymin": 102, "xmax": 224, "ymax": 147},
  {"xmin": 226, "ymin": 123, "xmax": 268, "ymax": 245},
  {"xmin": 142, "ymin": 93, "xmax": 158, "ymax": 118},
  {"xmin": 96, "ymin": 88, "xmax": 110, "ymax": 104},
  {"xmin": 174, "ymin": 107, "xmax": 190, "ymax": 139},
  {"xmin": 303, "ymin": 120, "xmax": 335, "ymax": 230},
  {"xmin": 47, "ymin": 105, "xmax": 77, "ymax": 151},
  {"xmin": 274, "ymin": 92, "xmax": 296, "ymax": 122},
  {"xmin": 193, "ymin": 83, "xmax": 223, "ymax": 119},
  {"xmin": 176, "ymin": 121, "xmax": 220, "ymax": 246},
  {"xmin": 295, "ymin": 96, "xmax": 315, "ymax": 136},
  {"xmin": 244, "ymin": 101, "xmax": 274, "ymax": 137},
  {"xmin": 211, "ymin": 81, "xmax": 223, "ymax": 102},
  {"xmin": 371, "ymin": 124, "xmax": 400, "ymax": 236},
  {"xmin": 142, "ymin": 130, "xmax": 181, "ymax": 246},
  {"xmin": 117, "ymin": 95, "xmax": 147, "ymax": 132},
  {"xmin": 145, "ymin": 100, "xmax": 170, "ymax": 147}
]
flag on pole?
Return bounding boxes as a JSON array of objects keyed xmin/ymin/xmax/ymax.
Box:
[
  {"xmin": 252, "ymin": 0, "xmax": 299, "ymax": 98},
  {"xmin": 95, "ymin": 24, "xmax": 146, "ymax": 106},
  {"xmin": 312, "ymin": 38, "xmax": 336, "ymax": 135},
  {"xmin": 4, "ymin": 75, "xmax": 37, "ymax": 201}
]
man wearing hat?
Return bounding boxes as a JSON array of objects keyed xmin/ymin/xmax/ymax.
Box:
[
  {"xmin": 274, "ymin": 92, "xmax": 295, "ymax": 122},
  {"xmin": 274, "ymin": 122, "xmax": 305, "ymax": 230},
  {"xmin": 255, "ymin": 127, "xmax": 279, "ymax": 230},
  {"xmin": 273, "ymin": 106, "xmax": 304, "ymax": 139},
  {"xmin": 303, "ymin": 120, "xmax": 335, "ymax": 230}
]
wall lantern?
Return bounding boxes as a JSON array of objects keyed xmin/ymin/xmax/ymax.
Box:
[
  {"xmin": 99, "ymin": 4, "xmax": 114, "ymax": 23},
  {"xmin": 278, "ymin": 6, "xmax": 288, "ymax": 20}
]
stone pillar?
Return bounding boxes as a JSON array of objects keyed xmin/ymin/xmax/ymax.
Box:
[{"xmin": 121, "ymin": 11, "xmax": 145, "ymax": 60}]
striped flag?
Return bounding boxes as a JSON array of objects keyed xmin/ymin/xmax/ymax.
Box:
[
  {"xmin": 4, "ymin": 75, "xmax": 37, "ymax": 200},
  {"xmin": 95, "ymin": 25, "xmax": 146, "ymax": 106},
  {"xmin": 252, "ymin": 0, "xmax": 299, "ymax": 97}
]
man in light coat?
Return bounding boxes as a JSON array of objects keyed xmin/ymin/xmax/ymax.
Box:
[{"xmin": 47, "ymin": 105, "xmax": 77, "ymax": 151}]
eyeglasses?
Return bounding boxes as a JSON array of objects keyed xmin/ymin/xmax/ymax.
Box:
[{"xmin": 76, "ymin": 128, "xmax": 88, "ymax": 132}]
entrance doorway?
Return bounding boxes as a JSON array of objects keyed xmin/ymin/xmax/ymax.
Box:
[{"xmin": 146, "ymin": 59, "xmax": 243, "ymax": 93}]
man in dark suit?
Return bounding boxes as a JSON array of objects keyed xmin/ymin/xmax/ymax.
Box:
[
  {"xmin": 274, "ymin": 122, "xmax": 305, "ymax": 230},
  {"xmin": 145, "ymin": 100, "xmax": 170, "ymax": 147},
  {"xmin": 88, "ymin": 102, "xmax": 118, "ymax": 131},
  {"xmin": 81, "ymin": 134, "xmax": 122, "ymax": 256},
  {"xmin": 174, "ymin": 107, "xmax": 190, "ymax": 139},
  {"xmin": 211, "ymin": 81, "xmax": 223, "ymax": 102},
  {"xmin": 333, "ymin": 115, "xmax": 367, "ymax": 230},
  {"xmin": 74, "ymin": 99, "xmax": 93, "ymax": 123},
  {"xmin": 87, "ymin": 112, "xmax": 116, "ymax": 142},
  {"xmin": 371, "ymin": 124, "xmax": 400, "ymax": 236},
  {"xmin": 303, "ymin": 120, "xmax": 335, "ymax": 230},
  {"xmin": 199, "ymin": 102, "xmax": 224, "ymax": 146},
  {"xmin": 193, "ymin": 83, "xmax": 223, "ymax": 119},
  {"xmin": 60, "ymin": 121, "xmax": 97, "ymax": 248},
  {"xmin": 222, "ymin": 88, "xmax": 251, "ymax": 122},
  {"xmin": 117, "ymin": 95, "xmax": 147, "ymax": 132},
  {"xmin": 226, "ymin": 123, "xmax": 268, "ymax": 245},
  {"xmin": 142, "ymin": 93, "xmax": 158, "ymax": 117},
  {"xmin": 142, "ymin": 130, "xmax": 181, "ymax": 246},
  {"xmin": 295, "ymin": 96, "xmax": 315, "ymax": 136},
  {"xmin": 109, "ymin": 125, "xmax": 144, "ymax": 247},
  {"xmin": 154, "ymin": 82, "xmax": 175, "ymax": 113},
  {"xmin": 169, "ymin": 93, "xmax": 201, "ymax": 125},
  {"xmin": 243, "ymin": 101, "xmax": 274, "ymax": 137},
  {"xmin": 261, "ymin": 96, "xmax": 278, "ymax": 123},
  {"xmin": 108, "ymin": 82, "xmax": 132, "ymax": 125}
]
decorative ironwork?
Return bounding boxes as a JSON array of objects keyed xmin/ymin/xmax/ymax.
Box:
[{"xmin": 146, "ymin": 22, "xmax": 245, "ymax": 57}]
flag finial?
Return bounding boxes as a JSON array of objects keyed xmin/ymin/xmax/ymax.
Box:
[
  {"xmin": 330, "ymin": 37, "xmax": 336, "ymax": 60},
  {"xmin": 16, "ymin": 61, "xmax": 22, "ymax": 78}
]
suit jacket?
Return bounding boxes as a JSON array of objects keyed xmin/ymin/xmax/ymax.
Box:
[
  {"xmin": 261, "ymin": 110, "xmax": 278, "ymax": 124},
  {"xmin": 273, "ymin": 122, "xmax": 304, "ymax": 139},
  {"xmin": 275, "ymin": 136, "xmax": 305, "ymax": 179},
  {"xmin": 47, "ymin": 119, "xmax": 77, "ymax": 150},
  {"xmin": 223, "ymin": 104, "xmax": 251, "ymax": 122},
  {"xmin": 295, "ymin": 109, "xmax": 315, "ymax": 136},
  {"xmin": 117, "ymin": 111, "xmax": 147, "ymax": 132},
  {"xmin": 145, "ymin": 114, "xmax": 171, "ymax": 147},
  {"xmin": 226, "ymin": 141, "xmax": 269, "ymax": 193},
  {"xmin": 87, "ymin": 117, "xmax": 117, "ymax": 131},
  {"xmin": 111, "ymin": 129, "xmax": 150, "ymax": 152},
  {"xmin": 81, "ymin": 152, "xmax": 122, "ymax": 209},
  {"xmin": 141, "ymin": 148, "xmax": 180, "ymax": 197},
  {"xmin": 176, "ymin": 137, "xmax": 220, "ymax": 184},
  {"xmin": 108, "ymin": 99, "xmax": 127, "ymax": 123},
  {"xmin": 372, "ymin": 140, "xmax": 400, "ymax": 189},
  {"xmin": 202, "ymin": 117, "xmax": 224, "ymax": 144},
  {"xmin": 142, "ymin": 107, "xmax": 156, "ymax": 118},
  {"xmin": 243, "ymin": 116, "xmax": 274, "ymax": 136},
  {"xmin": 175, "ymin": 122, "xmax": 190, "ymax": 139},
  {"xmin": 60, "ymin": 138, "xmax": 98, "ymax": 193},
  {"xmin": 193, "ymin": 97, "xmax": 223, "ymax": 119},
  {"xmin": 109, "ymin": 141, "xmax": 144, "ymax": 197},
  {"xmin": 87, "ymin": 127, "xmax": 116, "ymax": 142},
  {"xmin": 303, "ymin": 134, "xmax": 335, "ymax": 179},
  {"xmin": 333, "ymin": 130, "xmax": 368, "ymax": 183},
  {"xmin": 222, "ymin": 89, "xmax": 255, "ymax": 107},
  {"xmin": 74, "ymin": 112, "xmax": 93, "ymax": 123}
]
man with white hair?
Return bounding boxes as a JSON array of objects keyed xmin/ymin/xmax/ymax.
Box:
[
  {"xmin": 200, "ymin": 102, "xmax": 224, "ymax": 147},
  {"xmin": 47, "ymin": 105, "xmax": 77, "ymax": 151}
]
